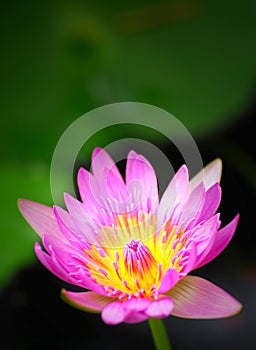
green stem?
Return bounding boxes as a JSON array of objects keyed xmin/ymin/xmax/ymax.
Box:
[{"xmin": 148, "ymin": 318, "xmax": 172, "ymax": 350}]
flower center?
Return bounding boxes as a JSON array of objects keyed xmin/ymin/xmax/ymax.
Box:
[
  {"xmin": 123, "ymin": 239, "xmax": 157, "ymax": 281},
  {"xmin": 83, "ymin": 213, "xmax": 194, "ymax": 299}
]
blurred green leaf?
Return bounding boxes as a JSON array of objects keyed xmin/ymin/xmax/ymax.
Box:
[
  {"xmin": 0, "ymin": 163, "xmax": 52, "ymax": 287},
  {"xmin": 0, "ymin": 0, "xmax": 256, "ymax": 286},
  {"xmin": 1, "ymin": 0, "xmax": 256, "ymax": 164}
]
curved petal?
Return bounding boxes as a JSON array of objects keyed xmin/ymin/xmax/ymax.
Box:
[
  {"xmin": 158, "ymin": 268, "xmax": 179, "ymax": 293},
  {"xmin": 145, "ymin": 296, "xmax": 173, "ymax": 318},
  {"xmin": 196, "ymin": 214, "xmax": 239, "ymax": 269},
  {"xmin": 18, "ymin": 199, "xmax": 63, "ymax": 239},
  {"xmin": 101, "ymin": 300, "xmax": 126, "ymax": 325},
  {"xmin": 87, "ymin": 148, "xmax": 130, "ymax": 216},
  {"xmin": 36, "ymin": 241, "xmax": 103, "ymax": 293},
  {"xmin": 126, "ymin": 151, "xmax": 159, "ymax": 214},
  {"xmin": 102, "ymin": 298, "xmax": 152, "ymax": 325},
  {"xmin": 54, "ymin": 204, "xmax": 100, "ymax": 246},
  {"xmin": 77, "ymin": 168, "xmax": 101, "ymax": 218},
  {"xmin": 124, "ymin": 312, "xmax": 149, "ymax": 324},
  {"xmin": 177, "ymin": 183, "xmax": 206, "ymax": 230},
  {"xmin": 167, "ymin": 275, "xmax": 242, "ymax": 319},
  {"xmin": 178, "ymin": 241, "xmax": 197, "ymax": 276},
  {"xmin": 197, "ymin": 183, "xmax": 222, "ymax": 223},
  {"xmin": 35, "ymin": 242, "xmax": 72, "ymax": 283},
  {"xmin": 190, "ymin": 158, "xmax": 222, "ymax": 191},
  {"xmin": 62, "ymin": 290, "xmax": 113, "ymax": 313},
  {"xmin": 64, "ymin": 193, "xmax": 102, "ymax": 245},
  {"xmin": 91, "ymin": 147, "xmax": 124, "ymax": 183},
  {"xmin": 54, "ymin": 206, "xmax": 85, "ymax": 246},
  {"xmin": 39, "ymin": 233, "xmax": 107, "ymax": 294},
  {"xmin": 79, "ymin": 168, "xmax": 129, "ymax": 219},
  {"xmin": 157, "ymin": 165, "xmax": 189, "ymax": 229},
  {"xmin": 191, "ymin": 214, "xmax": 221, "ymax": 270}
]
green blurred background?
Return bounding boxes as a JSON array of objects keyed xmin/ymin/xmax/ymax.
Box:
[{"xmin": 0, "ymin": 0, "xmax": 256, "ymax": 348}]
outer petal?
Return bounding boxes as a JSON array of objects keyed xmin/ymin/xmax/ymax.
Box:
[
  {"xmin": 177, "ymin": 182, "xmax": 206, "ymax": 230},
  {"xmin": 35, "ymin": 242, "xmax": 73, "ymax": 283},
  {"xmin": 126, "ymin": 151, "xmax": 159, "ymax": 213},
  {"xmin": 190, "ymin": 158, "xmax": 222, "ymax": 191},
  {"xmin": 102, "ymin": 298, "xmax": 152, "ymax": 325},
  {"xmin": 101, "ymin": 300, "xmax": 126, "ymax": 325},
  {"xmin": 91, "ymin": 147, "xmax": 124, "ymax": 183},
  {"xmin": 196, "ymin": 214, "xmax": 239, "ymax": 269},
  {"xmin": 191, "ymin": 214, "xmax": 221, "ymax": 270},
  {"xmin": 36, "ymin": 241, "xmax": 104, "ymax": 293},
  {"xmin": 62, "ymin": 290, "xmax": 113, "ymax": 313},
  {"xmin": 157, "ymin": 165, "xmax": 189, "ymax": 229},
  {"xmin": 197, "ymin": 183, "xmax": 222, "ymax": 222},
  {"xmin": 77, "ymin": 167, "xmax": 101, "ymax": 220},
  {"xmin": 91, "ymin": 148, "xmax": 128, "ymax": 208},
  {"xmin": 18, "ymin": 199, "xmax": 64, "ymax": 239},
  {"xmin": 41, "ymin": 234, "xmax": 106, "ymax": 294},
  {"xmin": 63, "ymin": 193, "xmax": 101, "ymax": 245},
  {"xmin": 167, "ymin": 275, "xmax": 242, "ymax": 318},
  {"xmin": 145, "ymin": 296, "xmax": 174, "ymax": 318},
  {"xmin": 78, "ymin": 168, "xmax": 125, "ymax": 225},
  {"xmin": 53, "ymin": 205, "xmax": 89, "ymax": 247},
  {"xmin": 124, "ymin": 312, "xmax": 149, "ymax": 324}
]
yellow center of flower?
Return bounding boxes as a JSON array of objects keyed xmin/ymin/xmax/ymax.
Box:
[{"xmin": 84, "ymin": 211, "xmax": 190, "ymax": 299}]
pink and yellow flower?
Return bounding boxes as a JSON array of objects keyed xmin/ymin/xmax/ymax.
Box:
[{"xmin": 18, "ymin": 148, "xmax": 242, "ymax": 325}]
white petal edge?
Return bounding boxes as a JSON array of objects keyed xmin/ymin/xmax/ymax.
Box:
[{"xmin": 190, "ymin": 158, "xmax": 222, "ymax": 191}]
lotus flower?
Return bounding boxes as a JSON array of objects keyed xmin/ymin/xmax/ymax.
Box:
[{"xmin": 18, "ymin": 148, "xmax": 242, "ymax": 325}]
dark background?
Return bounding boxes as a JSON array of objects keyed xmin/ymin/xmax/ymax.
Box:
[{"xmin": 0, "ymin": 0, "xmax": 255, "ymax": 349}]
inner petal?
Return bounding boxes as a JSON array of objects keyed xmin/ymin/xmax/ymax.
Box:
[{"xmin": 123, "ymin": 239, "xmax": 157, "ymax": 283}]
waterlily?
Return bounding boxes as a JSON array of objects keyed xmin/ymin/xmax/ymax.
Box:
[{"xmin": 18, "ymin": 148, "xmax": 242, "ymax": 327}]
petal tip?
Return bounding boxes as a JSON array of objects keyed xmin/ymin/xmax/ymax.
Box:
[
  {"xmin": 207, "ymin": 157, "xmax": 223, "ymax": 183},
  {"xmin": 17, "ymin": 198, "xmax": 30, "ymax": 214}
]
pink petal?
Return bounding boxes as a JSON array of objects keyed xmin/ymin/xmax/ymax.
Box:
[
  {"xmin": 102, "ymin": 298, "xmax": 152, "ymax": 325},
  {"xmin": 40, "ymin": 235, "xmax": 107, "ymax": 294},
  {"xmin": 157, "ymin": 165, "xmax": 189, "ymax": 229},
  {"xmin": 63, "ymin": 193, "xmax": 101, "ymax": 245},
  {"xmin": 77, "ymin": 167, "xmax": 100, "ymax": 218},
  {"xmin": 191, "ymin": 214, "xmax": 221, "ymax": 270},
  {"xmin": 78, "ymin": 168, "xmax": 123, "ymax": 224},
  {"xmin": 35, "ymin": 242, "xmax": 72, "ymax": 283},
  {"xmin": 178, "ymin": 183, "xmax": 206, "ymax": 230},
  {"xmin": 196, "ymin": 214, "xmax": 239, "ymax": 269},
  {"xmin": 145, "ymin": 296, "xmax": 174, "ymax": 318},
  {"xmin": 101, "ymin": 300, "xmax": 126, "ymax": 325},
  {"xmin": 91, "ymin": 147, "xmax": 124, "ymax": 183},
  {"xmin": 178, "ymin": 241, "xmax": 197, "ymax": 276},
  {"xmin": 62, "ymin": 290, "xmax": 113, "ymax": 313},
  {"xmin": 124, "ymin": 312, "xmax": 149, "ymax": 324},
  {"xmin": 90, "ymin": 168, "xmax": 129, "ymax": 214},
  {"xmin": 190, "ymin": 158, "xmax": 222, "ymax": 191},
  {"xmin": 53, "ymin": 206, "xmax": 85, "ymax": 246},
  {"xmin": 18, "ymin": 199, "xmax": 64, "ymax": 239},
  {"xmin": 90, "ymin": 148, "xmax": 130, "ymax": 215},
  {"xmin": 126, "ymin": 151, "xmax": 159, "ymax": 213},
  {"xmin": 54, "ymin": 204, "xmax": 100, "ymax": 246},
  {"xmin": 36, "ymin": 241, "xmax": 103, "ymax": 293},
  {"xmin": 167, "ymin": 275, "xmax": 242, "ymax": 318},
  {"xmin": 41, "ymin": 233, "xmax": 86, "ymax": 262},
  {"xmin": 158, "ymin": 268, "xmax": 179, "ymax": 293},
  {"xmin": 197, "ymin": 183, "xmax": 222, "ymax": 222}
]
